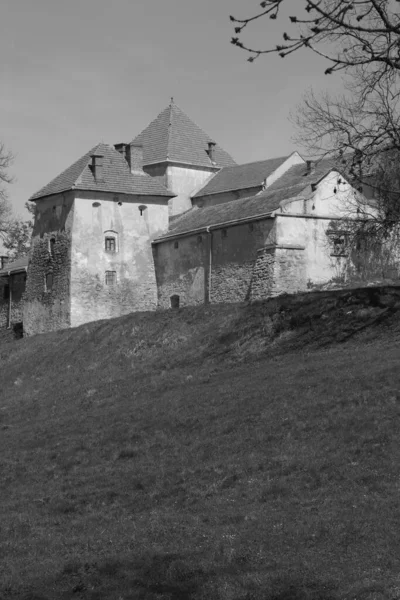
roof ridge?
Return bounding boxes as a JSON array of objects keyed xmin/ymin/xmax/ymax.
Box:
[
  {"xmin": 231, "ymin": 155, "xmax": 290, "ymax": 169},
  {"xmin": 166, "ymin": 102, "xmax": 174, "ymax": 161}
]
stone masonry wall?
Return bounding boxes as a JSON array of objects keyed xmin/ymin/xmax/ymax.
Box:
[
  {"xmin": 154, "ymin": 234, "xmax": 207, "ymax": 309},
  {"xmin": 23, "ymin": 193, "xmax": 75, "ymax": 335},
  {"xmin": 249, "ymin": 248, "xmax": 276, "ymax": 301},
  {"xmin": 210, "ymin": 219, "xmax": 274, "ymax": 303},
  {"xmin": 250, "ymin": 246, "xmax": 307, "ymax": 301},
  {"xmin": 154, "ymin": 218, "xmax": 275, "ymax": 308},
  {"xmin": 0, "ymin": 273, "xmax": 26, "ymax": 328}
]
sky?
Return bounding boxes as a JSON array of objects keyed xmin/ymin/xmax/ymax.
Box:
[{"xmin": 1, "ymin": 0, "xmax": 344, "ymax": 218}]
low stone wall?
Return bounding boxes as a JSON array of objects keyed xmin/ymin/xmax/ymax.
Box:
[
  {"xmin": 250, "ymin": 245, "xmax": 306, "ymax": 301},
  {"xmin": 0, "ymin": 273, "xmax": 26, "ymax": 328}
]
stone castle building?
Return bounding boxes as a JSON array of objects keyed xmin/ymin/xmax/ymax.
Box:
[{"xmin": 0, "ymin": 100, "xmax": 396, "ymax": 335}]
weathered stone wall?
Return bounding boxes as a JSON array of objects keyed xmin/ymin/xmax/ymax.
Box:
[
  {"xmin": 154, "ymin": 218, "xmax": 275, "ymax": 308},
  {"xmin": 210, "ymin": 220, "xmax": 274, "ymax": 303},
  {"xmin": 0, "ymin": 273, "xmax": 26, "ymax": 328},
  {"xmin": 23, "ymin": 193, "xmax": 75, "ymax": 335},
  {"xmin": 70, "ymin": 192, "xmax": 169, "ymax": 327},
  {"xmin": 154, "ymin": 234, "xmax": 206, "ymax": 309}
]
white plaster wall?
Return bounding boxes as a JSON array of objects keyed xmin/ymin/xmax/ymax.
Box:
[
  {"xmin": 275, "ymin": 215, "xmax": 346, "ymax": 286},
  {"xmin": 265, "ymin": 152, "xmax": 305, "ymax": 187},
  {"xmin": 70, "ymin": 192, "xmax": 169, "ymax": 327},
  {"xmin": 167, "ymin": 165, "xmax": 218, "ymax": 216},
  {"xmin": 278, "ymin": 171, "xmax": 360, "ymax": 218}
]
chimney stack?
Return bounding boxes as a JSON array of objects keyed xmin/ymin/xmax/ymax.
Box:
[
  {"xmin": 0, "ymin": 256, "xmax": 9, "ymax": 270},
  {"xmin": 129, "ymin": 142, "xmax": 145, "ymax": 175},
  {"xmin": 306, "ymin": 160, "xmax": 314, "ymax": 175},
  {"xmin": 114, "ymin": 143, "xmax": 127, "ymax": 161},
  {"xmin": 207, "ymin": 141, "xmax": 216, "ymax": 164},
  {"xmin": 91, "ymin": 153, "xmax": 104, "ymax": 182}
]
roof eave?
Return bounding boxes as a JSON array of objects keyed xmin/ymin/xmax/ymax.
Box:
[
  {"xmin": 142, "ymin": 159, "xmax": 224, "ymax": 170},
  {"xmin": 193, "ymin": 182, "xmax": 263, "ymax": 199},
  {"xmin": 153, "ymin": 211, "xmax": 275, "ymax": 244}
]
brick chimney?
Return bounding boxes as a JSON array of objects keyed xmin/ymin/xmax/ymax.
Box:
[
  {"xmin": 207, "ymin": 141, "xmax": 216, "ymax": 164},
  {"xmin": 114, "ymin": 143, "xmax": 127, "ymax": 161},
  {"xmin": 90, "ymin": 153, "xmax": 104, "ymax": 181},
  {"xmin": 129, "ymin": 142, "xmax": 145, "ymax": 175},
  {"xmin": 306, "ymin": 160, "xmax": 314, "ymax": 175}
]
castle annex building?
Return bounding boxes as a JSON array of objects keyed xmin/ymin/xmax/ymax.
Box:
[{"xmin": 0, "ymin": 100, "xmax": 394, "ymax": 335}]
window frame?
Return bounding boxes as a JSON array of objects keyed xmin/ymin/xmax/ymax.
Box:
[
  {"xmin": 105, "ymin": 236, "xmax": 116, "ymax": 253},
  {"xmin": 105, "ymin": 270, "xmax": 117, "ymax": 286}
]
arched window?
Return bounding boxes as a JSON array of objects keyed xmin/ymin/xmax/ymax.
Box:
[
  {"xmin": 170, "ymin": 294, "xmax": 180, "ymax": 309},
  {"xmin": 104, "ymin": 230, "xmax": 118, "ymax": 253}
]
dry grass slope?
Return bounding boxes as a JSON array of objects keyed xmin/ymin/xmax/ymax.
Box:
[{"xmin": 1, "ymin": 286, "xmax": 400, "ymax": 600}]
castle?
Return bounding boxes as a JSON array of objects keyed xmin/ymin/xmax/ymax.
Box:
[{"xmin": 0, "ymin": 100, "xmax": 395, "ymax": 335}]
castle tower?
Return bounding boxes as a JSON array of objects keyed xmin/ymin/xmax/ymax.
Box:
[
  {"xmin": 131, "ymin": 99, "xmax": 236, "ymax": 216},
  {"xmin": 23, "ymin": 143, "xmax": 174, "ymax": 335}
]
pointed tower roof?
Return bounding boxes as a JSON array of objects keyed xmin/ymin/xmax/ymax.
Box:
[
  {"xmin": 29, "ymin": 143, "xmax": 174, "ymax": 201},
  {"xmin": 131, "ymin": 100, "xmax": 236, "ymax": 168}
]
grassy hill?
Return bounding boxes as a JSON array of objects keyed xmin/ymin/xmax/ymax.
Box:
[{"xmin": 2, "ymin": 287, "xmax": 400, "ymax": 600}]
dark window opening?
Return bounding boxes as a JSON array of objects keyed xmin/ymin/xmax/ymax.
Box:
[
  {"xmin": 174, "ymin": 241, "xmax": 179, "ymax": 249},
  {"xmin": 105, "ymin": 270, "xmax": 117, "ymax": 286},
  {"xmin": 45, "ymin": 273, "xmax": 53, "ymax": 292},
  {"xmin": 3, "ymin": 284, "xmax": 9, "ymax": 300},
  {"xmin": 249, "ymin": 223, "xmax": 254, "ymax": 232},
  {"xmin": 49, "ymin": 237, "xmax": 56, "ymax": 257},
  {"xmin": 170, "ymin": 294, "xmax": 180, "ymax": 309},
  {"xmin": 328, "ymin": 231, "xmax": 347, "ymax": 256},
  {"xmin": 221, "ymin": 229, "xmax": 228, "ymax": 238},
  {"xmin": 105, "ymin": 237, "xmax": 116, "ymax": 252}
]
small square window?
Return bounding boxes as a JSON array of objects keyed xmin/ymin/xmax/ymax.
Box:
[
  {"xmin": 105, "ymin": 270, "xmax": 117, "ymax": 286},
  {"xmin": 105, "ymin": 237, "xmax": 116, "ymax": 252}
]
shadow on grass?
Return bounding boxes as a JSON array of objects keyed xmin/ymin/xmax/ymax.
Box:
[{"xmin": 18, "ymin": 551, "xmax": 345, "ymax": 600}]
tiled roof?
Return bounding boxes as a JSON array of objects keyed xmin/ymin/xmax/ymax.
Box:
[
  {"xmin": 29, "ymin": 143, "xmax": 174, "ymax": 201},
  {"xmin": 131, "ymin": 101, "xmax": 236, "ymax": 168},
  {"xmin": 155, "ymin": 159, "xmax": 339, "ymax": 240},
  {"xmin": 193, "ymin": 155, "xmax": 290, "ymax": 197},
  {"xmin": 264, "ymin": 158, "xmax": 337, "ymax": 195},
  {"xmin": 0, "ymin": 255, "xmax": 29, "ymax": 276}
]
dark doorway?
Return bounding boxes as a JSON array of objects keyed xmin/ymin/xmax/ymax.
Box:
[{"xmin": 170, "ymin": 294, "xmax": 180, "ymax": 309}]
